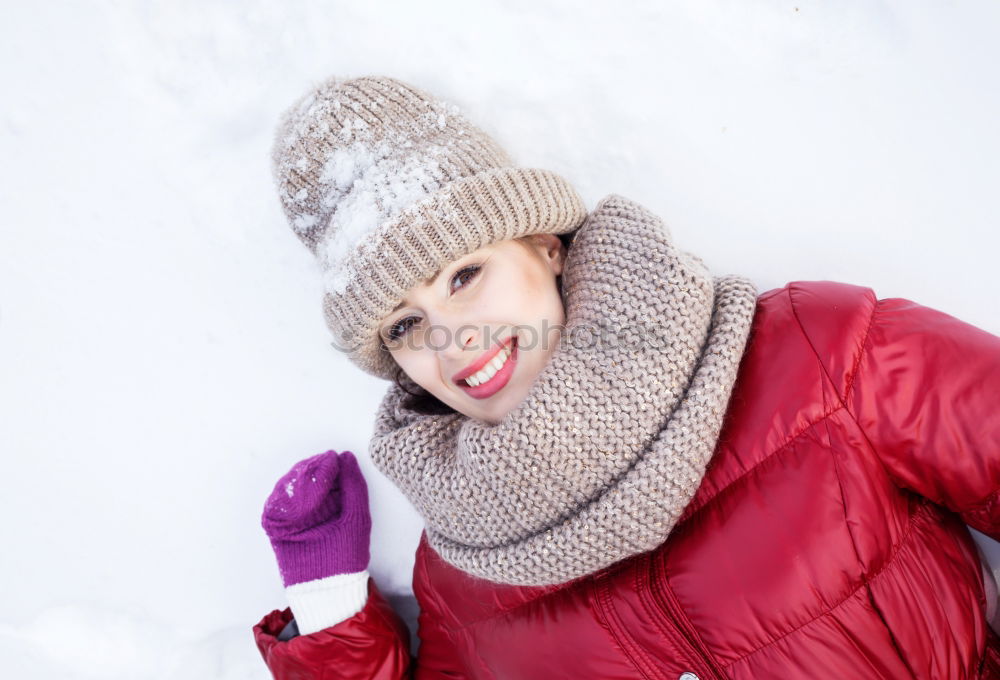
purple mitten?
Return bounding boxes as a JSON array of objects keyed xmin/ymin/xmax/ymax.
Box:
[{"xmin": 261, "ymin": 450, "xmax": 372, "ymax": 587}]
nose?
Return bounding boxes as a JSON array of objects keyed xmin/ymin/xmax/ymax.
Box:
[
  {"xmin": 430, "ymin": 316, "xmax": 482, "ymax": 363},
  {"xmin": 457, "ymin": 325, "xmax": 479, "ymax": 350}
]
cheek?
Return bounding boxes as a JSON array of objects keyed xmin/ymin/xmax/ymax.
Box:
[
  {"xmin": 486, "ymin": 267, "xmax": 561, "ymax": 321},
  {"xmin": 522, "ymin": 272, "xmax": 564, "ymax": 324},
  {"xmin": 544, "ymin": 277, "xmax": 565, "ymax": 320},
  {"xmin": 394, "ymin": 352, "xmax": 443, "ymax": 391}
]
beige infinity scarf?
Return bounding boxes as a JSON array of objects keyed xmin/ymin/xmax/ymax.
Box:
[{"xmin": 369, "ymin": 194, "xmax": 758, "ymax": 586}]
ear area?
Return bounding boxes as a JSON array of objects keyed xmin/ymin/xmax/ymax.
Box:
[{"xmin": 521, "ymin": 232, "xmax": 566, "ymax": 275}]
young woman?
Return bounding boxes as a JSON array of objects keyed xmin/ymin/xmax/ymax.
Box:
[{"xmin": 253, "ymin": 75, "xmax": 1000, "ymax": 679}]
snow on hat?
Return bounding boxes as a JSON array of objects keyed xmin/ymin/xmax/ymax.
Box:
[{"xmin": 271, "ymin": 75, "xmax": 588, "ymax": 381}]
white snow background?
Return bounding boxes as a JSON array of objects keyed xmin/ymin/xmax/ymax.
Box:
[{"xmin": 2, "ymin": 1, "xmax": 999, "ymax": 678}]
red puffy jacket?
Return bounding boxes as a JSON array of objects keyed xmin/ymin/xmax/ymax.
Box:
[{"xmin": 254, "ymin": 280, "xmax": 1000, "ymax": 679}]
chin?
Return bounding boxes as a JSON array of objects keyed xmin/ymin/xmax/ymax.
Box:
[{"xmin": 487, "ymin": 385, "xmax": 529, "ymax": 422}]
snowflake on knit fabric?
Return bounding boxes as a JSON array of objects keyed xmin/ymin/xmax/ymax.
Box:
[
  {"xmin": 273, "ymin": 79, "xmax": 470, "ymax": 295},
  {"xmin": 318, "ymin": 140, "xmax": 449, "ymax": 296}
]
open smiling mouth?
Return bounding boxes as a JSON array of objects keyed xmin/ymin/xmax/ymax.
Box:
[{"xmin": 454, "ymin": 336, "xmax": 518, "ymax": 400}]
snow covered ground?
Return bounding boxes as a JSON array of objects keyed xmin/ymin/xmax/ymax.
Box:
[{"xmin": 2, "ymin": 1, "xmax": 998, "ymax": 677}]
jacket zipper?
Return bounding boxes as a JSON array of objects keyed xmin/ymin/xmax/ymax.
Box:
[
  {"xmin": 594, "ymin": 571, "xmax": 670, "ymax": 680},
  {"xmin": 645, "ymin": 552, "xmax": 727, "ymax": 680}
]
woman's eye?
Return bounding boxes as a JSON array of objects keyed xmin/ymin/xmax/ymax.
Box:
[
  {"xmin": 387, "ymin": 316, "xmax": 418, "ymax": 342},
  {"xmin": 387, "ymin": 265, "xmax": 481, "ymax": 343},
  {"xmin": 450, "ymin": 264, "xmax": 481, "ymax": 293}
]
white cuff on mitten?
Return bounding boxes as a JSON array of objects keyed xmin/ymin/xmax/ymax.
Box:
[{"xmin": 285, "ymin": 569, "xmax": 370, "ymax": 635}]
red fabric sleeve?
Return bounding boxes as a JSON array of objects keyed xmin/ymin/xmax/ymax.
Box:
[
  {"xmin": 253, "ymin": 571, "xmax": 469, "ymax": 679},
  {"xmin": 253, "ymin": 576, "xmax": 412, "ymax": 679},
  {"xmin": 847, "ymin": 295, "xmax": 1000, "ymax": 538}
]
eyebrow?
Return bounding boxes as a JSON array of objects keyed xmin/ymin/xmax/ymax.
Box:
[{"xmin": 387, "ymin": 261, "xmax": 455, "ymax": 315}]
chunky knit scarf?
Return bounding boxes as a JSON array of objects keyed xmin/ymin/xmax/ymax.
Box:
[{"xmin": 369, "ymin": 194, "xmax": 758, "ymax": 587}]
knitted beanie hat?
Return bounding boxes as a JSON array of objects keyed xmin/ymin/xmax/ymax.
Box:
[{"xmin": 271, "ymin": 75, "xmax": 589, "ymax": 380}]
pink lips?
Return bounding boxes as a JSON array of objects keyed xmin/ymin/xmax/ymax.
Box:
[{"xmin": 453, "ymin": 336, "xmax": 518, "ymax": 400}]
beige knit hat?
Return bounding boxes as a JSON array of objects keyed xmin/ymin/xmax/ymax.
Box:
[{"xmin": 271, "ymin": 75, "xmax": 589, "ymax": 380}]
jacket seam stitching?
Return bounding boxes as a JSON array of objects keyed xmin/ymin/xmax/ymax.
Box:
[
  {"xmin": 842, "ymin": 290, "xmax": 879, "ymax": 404},
  {"xmin": 834, "ymin": 295, "xmax": 884, "ymax": 457},
  {"xmin": 636, "ymin": 554, "xmax": 693, "ymax": 677},
  {"xmin": 823, "ymin": 294, "xmax": 919, "ymax": 505},
  {"xmin": 784, "ymin": 284, "xmax": 870, "ymax": 412},
  {"xmin": 863, "ymin": 582, "xmax": 919, "ymax": 679},
  {"xmin": 417, "ymin": 544, "xmax": 474, "ymax": 677},
  {"xmin": 445, "ymin": 580, "xmax": 570, "ymax": 631},
  {"xmin": 593, "ymin": 574, "xmax": 661, "ymax": 680},
  {"xmin": 958, "ymin": 485, "xmax": 1000, "ymax": 519},
  {"xmin": 820, "ymin": 390, "xmax": 868, "ymax": 588},
  {"xmin": 838, "ymin": 295, "xmax": 1000, "ymax": 514},
  {"xmin": 661, "ymin": 574, "xmax": 726, "ymax": 678},
  {"xmin": 682, "ymin": 284, "xmax": 873, "ymax": 521},
  {"xmin": 721, "ymin": 499, "xmax": 921, "ymax": 668},
  {"xmin": 678, "ymin": 404, "xmax": 843, "ymax": 526},
  {"xmin": 632, "ymin": 555, "xmax": 692, "ymax": 672}
]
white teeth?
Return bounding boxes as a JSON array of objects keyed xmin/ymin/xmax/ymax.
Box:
[
  {"xmin": 465, "ymin": 343, "xmax": 513, "ymax": 387},
  {"xmin": 469, "ymin": 356, "xmax": 500, "ymax": 386}
]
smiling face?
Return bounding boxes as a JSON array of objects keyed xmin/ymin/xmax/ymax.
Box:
[{"xmin": 378, "ymin": 233, "xmax": 567, "ymax": 425}]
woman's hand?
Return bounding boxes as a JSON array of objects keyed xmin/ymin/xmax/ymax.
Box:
[{"xmin": 261, "ymin": 450, "xmax": 372, "ymax": 587}]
